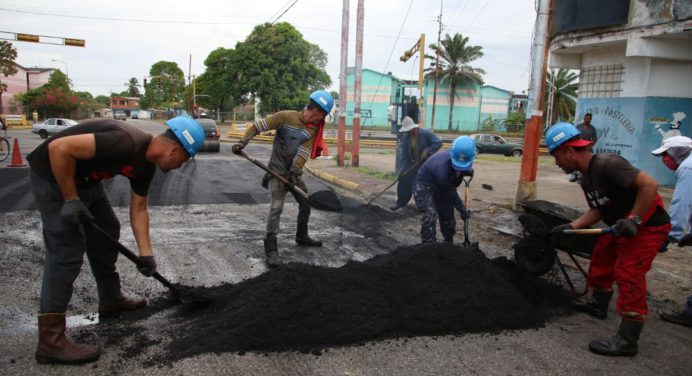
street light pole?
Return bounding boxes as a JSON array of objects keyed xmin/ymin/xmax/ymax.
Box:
[{"xmin": 51, "ymin": 59, "xmax": 69, "ymax": 76}]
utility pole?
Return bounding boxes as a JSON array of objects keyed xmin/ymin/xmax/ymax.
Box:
[
  {"xmin": 430, "ymin": 1, "xmax": 443, "ymax": 131},
  {"xmin": 514, "ymin": 0, "xmax": 552, "ymax": 209},
  {"xmin": 337, "ymin": 0, "xmax": 350, "ymax": 167},
  {"xmin": 352, "ymin": 0, "xmax": 364, "ymax": 166}
]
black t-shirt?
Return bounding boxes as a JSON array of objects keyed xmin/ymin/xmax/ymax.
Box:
[
  {"xmin": 580, "ymin": 154, "xmax": 640, "ymax": 225},
  {"xmin": 27, "ymin": 119, "xmax": 155, "ymax": 196}
]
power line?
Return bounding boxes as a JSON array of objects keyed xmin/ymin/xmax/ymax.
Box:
[
  {"xmin": 269, "ymin": 0, "xmax": 300, "ymax": 25},
  {"xmin": 0, "ymin": 7, "xmax": 239, "ymax": 25}
]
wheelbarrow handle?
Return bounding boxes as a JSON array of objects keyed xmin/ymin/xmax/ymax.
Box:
[
  {"xmin": 238, "ymin": 150, "xmax": 309, "ymax": 201},
  {"xmin": 562, "ymin": 226, "xmax": 617, "ymax": 235}
]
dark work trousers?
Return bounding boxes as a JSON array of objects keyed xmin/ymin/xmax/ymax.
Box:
[
  {"xmin": 30, "ymin": 172, "xmax": 122, "ymax": 313},
  {"xmin": 395, "ymin": 163, "xmax": 421, "ymax": 208},
  {"xmin": 266, "ymin": 175, "xmax": 310, "ymax": 237},
  {"xmin": 414, "ymin": 182, "xmax": 456, "ymax": 243}
]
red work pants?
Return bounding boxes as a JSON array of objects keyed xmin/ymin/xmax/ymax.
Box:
[{"xmin": 588, "ymin": 223, "xmax": 670, "ymax": 320}]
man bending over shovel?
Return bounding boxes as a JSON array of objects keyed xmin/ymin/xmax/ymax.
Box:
[
  {"xmin": 232, "ymin": 90, "xmax": 334, "ymax": 268},
  {"xmin": 545, "ymin": 122, "xmax": 670, "ymax": 357},
  {"xmin": 26, "ymin": 117, "xmax": 205, "ymax": 364},
  {"xmin": 413, "ymin": 136, "xmax": 475, "ymax": 243}
]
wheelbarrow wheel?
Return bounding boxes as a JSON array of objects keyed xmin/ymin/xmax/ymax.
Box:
[{"xmin": 513, "ymin": 235, "xmax": 557, "ymax": 276}]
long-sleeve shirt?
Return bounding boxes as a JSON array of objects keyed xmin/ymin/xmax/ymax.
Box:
[
  {"xmin": 240, "ymin": 111, "xmax": 317, "ymax": 174},
  {"xmin": 416, "ymin": 151, "xmax": 469, "ymax": 213},
  {"xmin": 396, "ymin": 128, "xmax": 443, "ymax": 173},
  {"xmin": 670, "ymin": 154, "xmax": 692, "ymax": 240}
]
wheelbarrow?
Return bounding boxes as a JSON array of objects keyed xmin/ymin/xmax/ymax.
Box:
[{"xmin": 512, "ymin": 199, "xmax": 609, "ymax": 297}]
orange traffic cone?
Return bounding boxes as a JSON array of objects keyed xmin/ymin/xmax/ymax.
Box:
[
  {"xmin": 8, "ymin": 138, "xmax": 27, "ymax": 167},
  {"xmin": 320, "ymin": 137, "xmax": 330, "ymax": 157}
]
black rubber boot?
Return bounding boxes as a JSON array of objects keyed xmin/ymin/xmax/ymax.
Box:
[
  {"xmin": 263, "ymin": 235, "xmax": 279, "ymax": 268},
  {"xmin": 589, "ymin": 319, "xmax": 643, "ymax": 356},
  {"xmin": 571, "ymin": 290, "xmax": 613, "ymax": 320},
  {"xmin": 443, "ymin": 236, "xmax": 454, "ymax": 244},
  {"xmin": 660, "ymin": 312, "xmax": 692, "ymax": 328},
  {"xmin": 296, "ymin": 223, "xmax": 322, "ymax": 247}
]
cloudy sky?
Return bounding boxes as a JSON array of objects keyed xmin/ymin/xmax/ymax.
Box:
[{"xmin": 2, "ymin": 0, "xmax": 537, "ymax": 97}]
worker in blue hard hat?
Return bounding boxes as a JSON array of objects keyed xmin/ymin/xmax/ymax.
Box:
[
  {"xmin": 545, "ymin": 122, "xmax": 671, "ymax": 357},
  {"xmin": 25, "ymin": 116, "xmax": 205, "ymax": 365},
  {"xmin": 413, "ymin": 135, "xmax": 475, "ymax": 244},
  {"xmin": 232, "ymin": 90, "xmax": 334, "ymax": 269}
]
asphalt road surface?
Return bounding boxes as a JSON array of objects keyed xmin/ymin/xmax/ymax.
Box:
[{"xmin": 0, "ymin": 120, "xmax": 690, "ymax": 375}]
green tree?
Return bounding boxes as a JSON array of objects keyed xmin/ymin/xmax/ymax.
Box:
[
  {"xmin": 426, "ymin": 33, "xmax": 485, "ymax": 131},
  {"xmin": 480, "ymin": 115, "xmax": 500, "ymax": 132},
  {"xmin": 0, "ymin": 41, "xmax": 18, "ymax": 114},
  {"xmin": 502, "ymin": 111, "xmax": 526, "ymax": 133},
  {"xmin": 226, "ymin": 22, "xmax": 331, "ymax": 115},
  {"xmin": 143, "ymin": 61, "xmax": 185, "ymax": 109},
  {"xmin": 545, "ymin": 68, "xmax": 578, "ymax": 125},
  {"xmin": 32, "ymin": 87, "xmax": 80, "ymax": 117},
  {"xmin": 196, "ymin": 47, "xmax": 236, "ymax": 113},
  {"xmin": 125, "ymin": 77, "xmax": 141, "ymax": 97},
  {"xmin": 44, "ymin": 70, "xmax": 71, "ymax": 92},
  {"xmin": 94, "ymin": 95, "xmax": 111, "ymax": 107}
]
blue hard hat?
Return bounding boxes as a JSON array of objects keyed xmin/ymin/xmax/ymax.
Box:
[
  {"xmin": 450, "ymin": 136, "xmax": 476, "ymax": 171},
  {"xmin": 309, "ymin": 90, "xmax": 334, "ymax": 114},
  {"xmin": 545, "ymin": 122, "xmax": 580, "ymax": 153},
  {"xmin": 165, "ymin": 116, "xmax": 205, "ymax": 157}
]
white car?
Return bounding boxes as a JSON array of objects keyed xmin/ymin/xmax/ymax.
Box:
[{"xmin": 32, "ymin": 118, "xmax": 78, "ymax": 138}]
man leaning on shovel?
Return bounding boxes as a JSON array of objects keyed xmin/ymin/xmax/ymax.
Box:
[
  {"xmin": 390, "ymin": 116, "xmax": 442, "ymax": 211},
  {"xmin": 26, "ymin": 116, "xmax": 206, "ymax": 364},
  {"xmin": 232, "ymin": 90, "xmax": 334, "ymax": 269}
]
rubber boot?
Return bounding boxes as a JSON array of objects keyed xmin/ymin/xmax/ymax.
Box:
[
  {"xmin": 443, "ymin": 236, "xmax": 454, "ymax": 244},
  {"xmin": 98, "ymin": 293, "xmax": 147, "ymax": 317},
  {"xmin": 660, "ymin": 312, "xmax": 692, "ymax": 328},
  {"xmin": 296, "ymin": 223, "xmax": 322, "ymax": 247},
  {"xmin": 588, "ymin": 319, "xmax": 643, "ymax": 356},
  {"xmin": 571, "ymin": 290, "xmax": 613, "ymax": 320},
  {"xmin": 35, "ymin": 313, "xmax": 101, "ymax": 364},
  {"xmin": 264, "ymin": 235, "xmax": 280, "ymax": 269}
]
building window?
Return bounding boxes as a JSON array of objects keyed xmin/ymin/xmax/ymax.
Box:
[{"xmin": 578, "ymin": 64, "xmax": 623, "ymax": 98}]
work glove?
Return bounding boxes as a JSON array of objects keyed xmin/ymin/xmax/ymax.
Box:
[
  {"xmin": 137, "ymin": 255, "xmax": 157, "ymax": 277},
  {"xmin": 420, "ymin": 150, "xmax": 430, "ymax": 161},
  {"xmin": 549, "ymin": 223, "xmax": 573, "ymax": 243},
  {"xmin": 282, "ymin": 171, "xmax": 298, "ymax": 190},
  {"xmin": 614, "ymin": 218, "xmax": 638, "ymax": 238},
  {"xmin": 459, "ymin": 208, "xmax": 470, "ymax": 220},
  {"xmin": 231, "ymin": 140, "xmax": 246, "ymax": 155},
  {"xmin": 60, "ymin": 198, "xmax": 94, "ymax": 225}
]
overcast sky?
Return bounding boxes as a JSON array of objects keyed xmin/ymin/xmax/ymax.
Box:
[{"xmin": 2, "ymin": 0, "xmax": 536, "ymax": 97}]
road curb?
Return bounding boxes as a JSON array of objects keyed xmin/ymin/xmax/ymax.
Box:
[{"xmin": 305, "ymin": 165, "xmax": 360, "ymax": 192}]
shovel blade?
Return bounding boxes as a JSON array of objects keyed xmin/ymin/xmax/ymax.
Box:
[{"xmin": 308, "ymin": 190, "xmax": 343, "ymax": 212}]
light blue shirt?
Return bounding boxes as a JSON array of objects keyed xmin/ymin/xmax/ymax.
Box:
[{"xmin": 669, "ymin": 154, "xmax": 692, "ymax": 240}]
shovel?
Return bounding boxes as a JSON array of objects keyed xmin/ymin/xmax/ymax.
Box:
[
  {"xmin": 84, "ymin": 220, "xmax": 211, "ymax": 308},
  {"xmin": 239, "ymin": 150, "xmax": 342, "ymax": 212},
  {"xmin": 366, "ymin": 160, "xmax": 422, "ymax": 205},
  {"xmin": 462, "ymin": 174, "xmax": 474, "ymax": 247}
]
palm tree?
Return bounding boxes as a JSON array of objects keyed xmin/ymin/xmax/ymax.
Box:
[
  {"xmin": 545, "ymin": 68, "xmax": 578, "ymax": 125},
  {"xmin": 426, "ymin": 33, "xmax": 485, "ymax": 131},
  {"xmin": 125, "ymin": 77, "xmax": 141, "ymax": 97}
]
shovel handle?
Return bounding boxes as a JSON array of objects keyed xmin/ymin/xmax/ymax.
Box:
[
  {"xmin": 84, "ymin": 221, "xmax": 180, "ymax": 293},
  {"xmin": 367, "ymin": 160, "xmax": 422, "ymax": 205},
  {"xmin": 562, "ymin": 226, "xmax": 617, "ymax": 235},
  {"xmin": 238, "ymin": 150, "xmax": 309, "ymax": 201}
]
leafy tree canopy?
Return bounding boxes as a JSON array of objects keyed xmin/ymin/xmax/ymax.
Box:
[
  {"xmin": 226, "ymin": 22, "xmax": 331, "ymax": 115},
  {"xmin": 44, "ymin": 70, "xmax": 71, "ymax": 92},
  {"xmin": 143, "ymin": 61, "xmax": 185, "ymax": 108}
]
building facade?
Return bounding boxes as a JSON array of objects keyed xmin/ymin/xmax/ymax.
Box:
[
  {"xmin": 550, "ymin": 0, "xmax": 692, "ymax": 185},
  {"xmin": 0, "ymin": 64, "xmax": 54, "ymax": 115}
]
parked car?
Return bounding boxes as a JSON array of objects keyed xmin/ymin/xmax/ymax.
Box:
[
  {"xmin": 114, "ymin": 111, "xmax": 127, "ymax": 121},
  {"xmin": 470, "ymin": 133, "xmax": 523, "ymax": 157},
  {"xmin": 196, "ymin": 118, "xmax": 221, "ymax": 153},
  {"xmin": 31, "ymin": 118, "xmax": 78, "ymax": 138}
]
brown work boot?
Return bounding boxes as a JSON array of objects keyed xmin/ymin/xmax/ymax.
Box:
[
  {"xmin": 98, "ymin": 293, "xmax": 147, "ymax": 317},
  {"xmin": 571, "ymin": 290, "xmax": 613, "ymax": 320},
  {"xmin": 35, "ymin": 313, "xmax": 101, "ymax": 364},
  {"xmin": 589, "ymin": 319, "xmax": 643, "ymax": 356},
  {"xmin": 264, "ymin": 235, "xmax": 280, "ymax": 269},
  {"xmin": 295, "ymin": 223, "xmax": 323, "ymax": 247}
]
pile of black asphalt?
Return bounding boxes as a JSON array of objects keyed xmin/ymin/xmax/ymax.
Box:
[{"xmin": 84, "ymin": 241, "xmax": 574, "ymax": 365}]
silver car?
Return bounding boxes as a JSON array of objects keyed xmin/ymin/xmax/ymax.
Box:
[{"xmin": 32, "ymin": 118, "xmax": 78, "ymax": 138}]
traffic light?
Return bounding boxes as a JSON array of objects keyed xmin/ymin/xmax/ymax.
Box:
[
  {"xmin": 143, "ymin": 78, "xmax": 147, "ymax": 87},
  {"xmin": 64, "ymin": 38, "xmax": 85, "ymax": 47}
]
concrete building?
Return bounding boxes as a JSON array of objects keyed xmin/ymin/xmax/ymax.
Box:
[
  {"xmin": 110, "ymin": 96, "xmax": 141, "ymax": 118},
  {"xmin": 550, "ymin": 0, "xmax": 692, "ymax": 185},
  {"xmin": 0, "ymin": 64, "xmax": 54, "ymax": 115}
]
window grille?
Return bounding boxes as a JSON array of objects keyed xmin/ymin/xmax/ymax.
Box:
[{"xmin": 578, "ymin": 64, "xmax": 623, "ymax": 98}]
